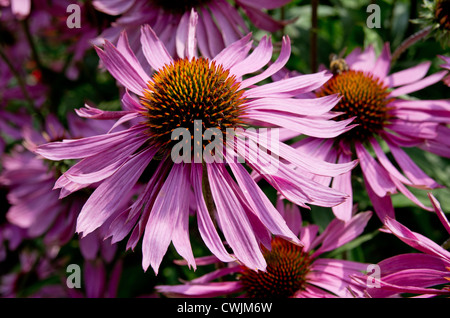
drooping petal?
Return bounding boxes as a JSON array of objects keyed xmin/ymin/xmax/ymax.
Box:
[
  {"xmin": 228, "ymin": 161, "xmax": 302, "ymax": 245},
  {"xmin": 312, "ymin": 211, "xmax": 372, "ymax": 257},
  {"xmin": 36, "ymin": 125, "xmax": 147, "ymax": 160},
  {"xmin": 142, "ymin": 163, "xmax": 194, "ymax": 274},
  {"xmin": 355, "ymin": 142, "xmax": 396, "ymax": 197},
  {"xmin": 331, "ymin": 151, "xmax": 354, "ymax": 222},
  {"xmin": 428, "ymin": 193, "xmax": 450, "ymax": 235},
  {"xmin": 76, "ymin": 146, "xmax": 156, "ymax": 236},
  {"xmin": 207, "ymin": 162, "xmax": 267, "ymax": 271},
  {"xmin": 383, "ymin": 217, "xmax": 450, "ymax": 261},
  {"xmin": 389, "ymin": 71, "xmax": 447, "ymax": 98},
  {"xmin": 191, "ymin": 163, "xmax": 235, "ymax": 263}
]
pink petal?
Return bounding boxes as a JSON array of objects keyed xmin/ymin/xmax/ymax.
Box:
[
  {"xmin": 386, "ymin": 141, "xmax": 440, "ymax": 189},
  {"xmin": 36, "ymin": 125, "xmax": 147, "ymax": 160},
  {"xmin": 384, "ymin": 217, "xmax": 450, "ymax": 261},
  {"xmin": 229, "ymin": 35, "xmax": 273, "ymax": 79},
  {"xmin": 313, "ymin": 211, "xmax": 372, "ymax": 256},
  {"xmin": 244, "ymin": 71, "xmax": 333, "ymax": 99},
  {"xmin": 331, "ymin": 151, "xmax": 354, "ymax": 222},
  {"xmin": 212, "ymin": 33, "xmax": 253, "ymax": 71},
  {"xmin": 76, "ymin": 146, "xmax": 156, "ymax": 236},
  {"xmin": 207, "ymin": 162, "xmax": 267, "ymax": 271},
  {"xmin": 142, "ymin": 163, "xmax": 193, "ymax": 274},
  {"xmin": 190, "ymin": 163, "xmax": 235, "ymax": 263},
  {"xmin": 95, "ymin": 42, "xmax": 147, "ymax": 96},
  {"xmin": 355, "ymin": 142, "xmax": 397, "ymax": 197},
  {"xmin": 389, "ymin": 71, "xmax": 447, "ymax": 98},
  {"xmin": 371, "ymin": 42, "xmax": 391, "ymax": 81},
  {"xmin": 156, "ymin": 281, "xmax": 243, "ymax": 298},
  {"xmin": 140, "ymin": 25, "xmax": 173, "ymax": 71},
  {"xmin": 385, "ymin": 62, "xmax": 431, "ymax": 87},
  {"xmin": 428, "ymin": 193, "xmax": 450, "ymax": 235},
  {"xmin": 228, "ymin": 161, "xmax": 302, "ymax": 244}
]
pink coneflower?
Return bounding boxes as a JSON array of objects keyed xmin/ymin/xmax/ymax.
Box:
[
  {"xmin": 353, "ymin": 193, "xmax": 450, "ymax": 298},
  {"xmin": 92, "ymin": 0, "xmax": 293, "ymax": 62},
  {"xmin": 291, "ymin": 44, "xmax": 450, "ymax": 222},
  {"xmin": 36, "ymin": 13, "xmax": 357, "ymax": 275},
  {"xmin": 156, "ymin": 202, "xmax": 373, "ymax": 298},
  {"xmin": 0, "ymin": 114, "xmax": 116, "ymax": 247}
]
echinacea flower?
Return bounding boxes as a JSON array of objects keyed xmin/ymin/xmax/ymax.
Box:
[
  {"xmin": 352, "ymin": 193, "xmax": 450, "ymax": 298},
  {"xmin": 156, "ymin": 202, "xmax": 373, "ymax": 298},
  {"xmin": 413, "ymin": 0, "xmax": 450, "ymax": 48},
  {"xmin": 0, "ymin": 114, "xmax": 116, "ymax": 247},
  {"xmin": 92, "ymin": 0, "xmax": 293, "ymax": 63},
  {"xmin": 36, "ymin": 13, "xmax": 357, "ymax": 275},
  {"xmin": 291, "ymin": 43, "xmax": 450, "ymax": 222}
]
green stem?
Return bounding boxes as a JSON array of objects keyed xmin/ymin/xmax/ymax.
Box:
[
  {"xmin": 442, "ymin": 237, "xmax": 450, "ymax": 250},
  {"xmin": 21, "ymin": 18, "xmax": 43, "ymax": 71},
  {"xmin": 0, "ymin": 46, "xmax": 44, "ymax": 123},
  {"xmin": 391, "ymin": 25, "xmax": 432, "ymax": 62},
  {"xmin": 310, "ymin": 0, "xmax": 319, "ymax": 73}
]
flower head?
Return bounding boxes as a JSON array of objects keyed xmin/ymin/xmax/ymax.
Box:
[
  {"xmin": 36, "ymin": 13, "xmax": 357, "ymax": 275},
  {"xmin": 156, "ymin": 202, "xmax": 373, "ymax": 298},
  {"xmin": 0, "ymin": 114, "xmax": 116, "ymax": 246},
  {"xmin": 293, "ymin": 43, "xmax": 450, "ymax": 222},
  {"xmin": 92, "ymin": 0, "xmax": 293, "ymax": 62},
  {"xmin": 413, "ymin": 0, "xmax": 450, "ymax": 48}
]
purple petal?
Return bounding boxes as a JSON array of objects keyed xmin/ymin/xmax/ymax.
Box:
[
  {"xmin": 142, "ymin": 163, "xmax": 193, "ymax": 274},
  {"xmin": 244, "ymin": 71, "xmax": 333, "ymax": 99},
  {"xmin": 386, "ymin": 141, "xmax": 440, "ymax": 189},
  {"xmin": 76, "ymin": 146, "xmax": 157, "ymax": 236},
  {"xmin": 116, "ymin": 31, "xmax": 151, "ymax": 84},
  {"xmin": 228, "ymin": 161, "xmax": 302, "ymax": 244},
  {"xmin": 229, "ymin": 35, "xmax": 273, "ymax": 79},
  {"xmin": 36, "ymin": 125, "xmax": 147, "ymax": 160},
  {"xmin": 207, "ymin": 162, "xmax": 267, "ymax": 271},
  {"xmin": 191, "ymin": 163, "xmax": 235, "ymax": 263},
  {"xmin": 429, "ymin": 193, "xmax": 450, "ymax": 235},
  {"xmin": 389, "ymin": 71, "xmax": 447, "ymax": 98},
  {"xmin": 331, "ymin": 151, "xmax": 353, "ymax": 222},
  {"xmin": 313, "ymin": 211, "xmax": 372, "ymax": 256},
  {"xmin": 212, "ymin": 33, "xmax": 253, "ymax": 71},
  {"xmin": 371, "ymin": 42, "xmax": 391, "ymax": 80},
  {"xmin": 355, "ymin": 142, "xmax": 396, "ymax": 197},
  {"xmin": 384, "ymin": 216, "xmax": 450, "ymax": 261},
  {"xmin": 385, "ymin": 62, "xmax": 431, "ymax": 87},
  {"xmin": 95, "ymin": 42, "xmax": 148, "ymax": 96},
  {"xmin": 140, "ymin": 25, "xmax": 173, "ymax": 71}
]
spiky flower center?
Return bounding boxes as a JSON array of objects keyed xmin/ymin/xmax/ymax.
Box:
[
  {"xmin": 316, "ymin": 70, "xmax": 392, "ymax": 143},
  {"xmin": 436, "ymin": 0, "xmax": 450, "ymax": 30},
  {"xmin": 140, "ymin": 57, "xmax": 246, "ymax": 155},
  {"xmin": 150, "ymin": 0, "xmax": 212, "ymax": 15},
  {"xmin": 238, "ymin": 237, "xmax": 312, "ymax": 298}
]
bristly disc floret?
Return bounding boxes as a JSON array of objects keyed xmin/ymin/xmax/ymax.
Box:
[
  {"xmin": 140, "ymin": 57, "xmax": 247, "ymax": 155},
  {"xmin": 316, "ymin": 70, "xmax": 393, "ymax": 144},
  {"xmin": 150, "ymin": 0, "xmax": 212, "ymax": 15},
  {"xmin": 238, "ymin": 237, "xmax": 312, "ymax": 298}
]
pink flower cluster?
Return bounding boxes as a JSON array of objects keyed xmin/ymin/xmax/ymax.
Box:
[{"xmin": 0, "ymin": 0, "xmax": 449, "ymax": 300}]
